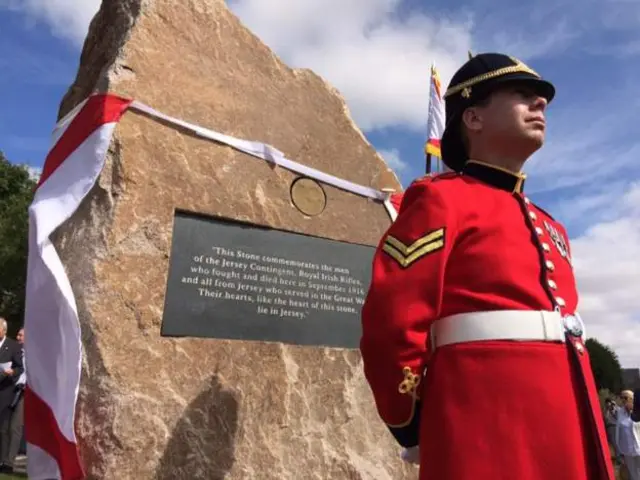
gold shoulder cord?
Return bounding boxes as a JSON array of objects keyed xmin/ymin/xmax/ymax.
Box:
[{"xmin": 398, "ymin": 366, "xmax": 421, "ymax": 394}]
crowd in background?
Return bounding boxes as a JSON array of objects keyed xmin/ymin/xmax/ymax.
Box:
[
  {"xmin": 605, "ymin": 389, "xmax": 640, "ymax": 480},
  {"xmin": 0, "ymin": 318, "xmax": 25, "ymax": 474},
  {"xmin": 0, "ymin": 315, "xmax": 634, "ymax": 478}
]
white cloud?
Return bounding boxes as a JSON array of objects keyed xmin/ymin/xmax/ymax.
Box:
[
  {"xmin": 23, "ymin": 165, "xmax": 42, "ymax": 182},
  {"xmin": 0, "ymin": 0, "xmax": 100, "ymax": 46},
  {"xmin": 228, "ymin": 0, "xmax": 640, "ymax": 368},
  {"xmin": 469, "ymin": 4, "xmax": 579, "ymax": 60},
  {"xmin": 3, "ymin": 0, "xmax": 638, "ymax": 366},
  {"xmin": 525, "ymin": 80, "xmax": 640, "ymax": 197},
  {"xmin": 570, "ymin": 183, "xmax": 640, "ymax": 367},
  {"xmin": 548, "ymin": 182, "xmax": 628, "ymax": 227},
  {"xmin": 0, "ymin": 0, "xmax": 587, "ymax": 133},
  {"xmin": 229, "ymin": 0, "xmax": 474, "ymax": 132},
  {"xmin": 378, "ymin": 148, "xmax": 407, "ymax": 172},
  {"xmin": 469, "ymin": 0, "xmax": 640, "ymax": 60},
  {"xmin": 523, "ymin": 91, "xmax": 640, "ymax": 366}
]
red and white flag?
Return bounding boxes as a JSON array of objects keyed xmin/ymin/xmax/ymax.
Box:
[
  {"xmin": 24, "ymin": 92, "xmax": 403, "ymax": 478},
  {"xmin": 425, "ymin": 63, "xmax": 445, "ymax": 159},
  {"xmin": 387, "ymin": 192, "xmax": 404, "ymax": 220},
  {"xmin": 24, "ymin": 94, "xmax": 132, "ymax": 479}
]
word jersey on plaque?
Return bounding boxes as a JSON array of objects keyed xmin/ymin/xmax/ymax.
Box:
[{"xmin": 161, "ymin": 210, "xmax": 375, "ymax": 349}]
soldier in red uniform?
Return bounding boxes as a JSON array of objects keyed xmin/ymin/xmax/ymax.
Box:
[{"xmin": 360, "ymin": 53, "xmax": 615, "ymax": 479}]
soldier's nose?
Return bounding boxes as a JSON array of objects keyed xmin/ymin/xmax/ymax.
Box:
[{"xmin": 532, "ymin": 95, "xmax": 547, "ymax": 111}]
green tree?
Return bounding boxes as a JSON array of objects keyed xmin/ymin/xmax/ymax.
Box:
[
  {"xmin": 585, "ymin": 337, "xmax": 623, "ymax": 394},
  {"xmin": 0, "ymin": 151, "xmax": 37, "ymax": 334}
]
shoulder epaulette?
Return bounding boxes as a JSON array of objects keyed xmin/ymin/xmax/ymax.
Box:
[
  {"xmin": 409, "ymin": 171, "xmax": 459, "ymax": 187},
  {"xmin": 433, "ymin": 171, "xmax": 460, "ymax": 181}
]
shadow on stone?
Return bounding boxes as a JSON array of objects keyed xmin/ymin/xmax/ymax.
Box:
[{"xmin": 156, "ymin": 375, "xmax": 239, "ymax": 480}]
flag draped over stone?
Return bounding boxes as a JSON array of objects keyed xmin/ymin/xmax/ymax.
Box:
[
  {"xmin": 23, "ymin": 93, "xmax": 403, "ymax": 479},
  {"xmin": 25, "ymin": 94, "xmax": 132, "ymax": 480}
]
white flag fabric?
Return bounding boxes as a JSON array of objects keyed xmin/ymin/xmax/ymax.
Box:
[
  {"xmin": 24, "ymin": 93, "xmax": 403, "ymax": 478},
  {"xmin": 386, "ymin": 192, "xmax": 404, "ymax": 221},
  {"xmin": 24, "ymin": 94, "xmax": 132, "ymax": 479},
  {"xmin": 425, "ymin": 64, "xmax": 445, "ymax": 159}
]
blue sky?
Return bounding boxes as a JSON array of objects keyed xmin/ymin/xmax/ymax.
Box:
[
  {"xmin": 1, "ymin": 0, "xmax": 639, "ymax": 366},
  {"xmin": 0, "ymin": 8, "xmax": 80, "ymax": 164}
]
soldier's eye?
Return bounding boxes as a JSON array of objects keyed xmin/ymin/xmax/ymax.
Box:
[{"xmin": 515, "ymin": 89, "xmax": 535, "ymax": 98}]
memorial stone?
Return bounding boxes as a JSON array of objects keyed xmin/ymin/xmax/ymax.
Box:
[{"xmin": 53, "ymin": 0, "xmax": 415, "ymax": 478}]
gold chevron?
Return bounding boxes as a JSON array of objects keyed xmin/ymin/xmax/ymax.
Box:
[
  {"xmin": 385, "ymin": 228, "xmax": 444, "ymax": 256},
  {"xmin": 383, "ymin": 228, "xmax": 445, "ymax": 268}
]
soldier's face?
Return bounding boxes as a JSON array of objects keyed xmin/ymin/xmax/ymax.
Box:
[{"xmin": 468, "ymin": 84, "xmax": 548, "ymax": 152}]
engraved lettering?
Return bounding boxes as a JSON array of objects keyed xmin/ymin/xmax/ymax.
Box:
[
  {"xmin": 178, "ymin": 246, "xmax": 366, "ymax": 319},
  {"xmin": 163, "ymin": 213, "xmax": 375, "ymax": 348}
]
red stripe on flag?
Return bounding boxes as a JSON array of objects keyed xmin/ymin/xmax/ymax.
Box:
[
  {"xmin": 27, "ymin": 93, "xmax": 131, "ymax": 479},
  {"xmin": 427, "ymin": 139, "xmax": 440, "ymax": 148},
  {"xmin": 25, "ymin": 386, "xmax": 84, "ymax": 480},
  {"xmin": 37, "ymin": 94, "xmax": 132, "ymax": 189},
  {"xmin": 390, "ymin": 192, "xmax": 404, "ymax": 214}
]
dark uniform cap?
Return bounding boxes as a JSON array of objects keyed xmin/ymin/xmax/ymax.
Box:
[{"xmin": 440, "ymin": 53, "xmax": 556, "ymax": 172}]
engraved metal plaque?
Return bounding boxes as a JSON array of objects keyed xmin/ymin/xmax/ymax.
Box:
[{"xmin": 161, "ymin": 211, "xmax": 375, "ymax": 349}]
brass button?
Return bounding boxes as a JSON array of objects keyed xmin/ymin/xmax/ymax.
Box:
[
  {"xmin": 548, "ymin": 279, "xmax": 557, "ymax": 290},
  {"xmin": 529, "ymin": 211, "xmax": 537, "ymax": 221},
  {"xmin": 556, "ymin": 297, "xmax": 566, "ymax": 307},
  {"xmin": 545, "ymin": 260, "xmax": 555, "ymax": 271},
  {"xmin": 542, "ymin": 243, "xmax": 550, "ymax": 252}
]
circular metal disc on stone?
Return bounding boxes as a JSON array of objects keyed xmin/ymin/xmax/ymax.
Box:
[{"xmin": 290, "ymin": 177, "xmax": 327, "ymax": 216}]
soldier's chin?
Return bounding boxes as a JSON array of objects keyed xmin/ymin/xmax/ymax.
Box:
[{"xmin": 523, "ymin": 131, "xmax": 545, "ymax": 150}]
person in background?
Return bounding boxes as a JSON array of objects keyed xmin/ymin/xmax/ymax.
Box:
[
  {"xmin": 605, "ymin": 397, "xmax": 622, "ymax": 463},
  {"xmin": 0, "ymin": 318, "xmax": 24, "ymax": 474},
  {"xmin": 0, "ymin": 328, "xmax": 25, "ymax": 473},
  {"xmin": 616, "ymin": 390, "xmax": 640, "ymax": 480},
  {"xmin": 633, "ymin": 388, "xmax": 640, "ymax": 423}
]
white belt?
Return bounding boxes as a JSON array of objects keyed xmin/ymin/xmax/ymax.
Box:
[{"xmin": 430, "ymin": 310, "xmax": 586, "ymax": 349}]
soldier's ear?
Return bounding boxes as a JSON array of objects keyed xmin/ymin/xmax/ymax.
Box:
[{"xmin": 462, "ymin": 107, "xmax": 483, "ymax": 133}]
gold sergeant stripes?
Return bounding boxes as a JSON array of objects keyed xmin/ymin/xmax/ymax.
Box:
[{"xmin": 382, "ymin": 228, "xmax": 445, "ymax": 268}]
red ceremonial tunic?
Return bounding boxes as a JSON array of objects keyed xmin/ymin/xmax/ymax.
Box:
[{"xmin": 360, "ymin": 160, "xmax": 614, "ymax": 480}]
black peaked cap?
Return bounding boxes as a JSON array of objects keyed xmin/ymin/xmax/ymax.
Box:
[{"xmin": 440, "ymin": 53, "xmax": 556, "ymax": 172}]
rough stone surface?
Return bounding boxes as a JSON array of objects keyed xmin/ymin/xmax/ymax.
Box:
[{"xmin": 54, "ymin": 0, "xmax": 415, "ymax": 478}]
